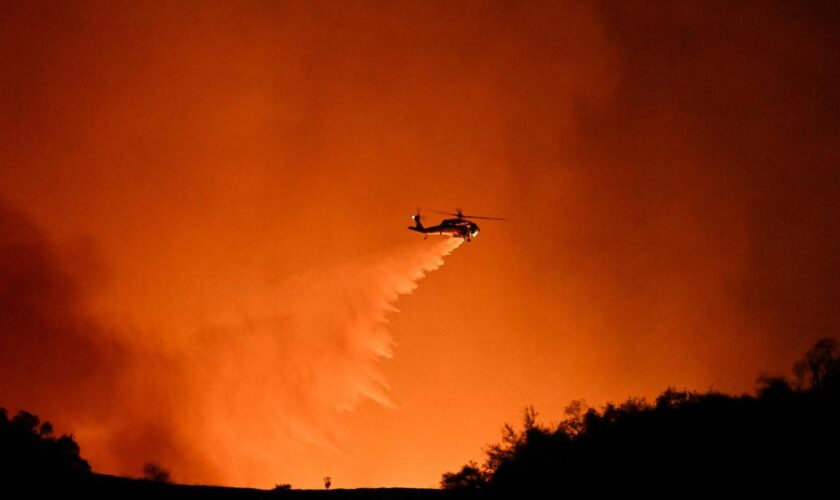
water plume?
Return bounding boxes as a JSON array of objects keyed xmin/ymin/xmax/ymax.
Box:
[{"xmin": 108, "ymin": 237, "xmax": 464, "ymax": 486}]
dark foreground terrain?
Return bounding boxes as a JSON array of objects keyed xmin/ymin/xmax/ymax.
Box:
[
  {"xmin": 0, "ymin": 407, "xmax": 453, "ymax": 499},
  {"xmin": 3, "ymin": 338, "xmax": 839, "ymax": 498},
  {"xmin": 67, "ymin": 474, "xmax": 452, "ymax": 499}
]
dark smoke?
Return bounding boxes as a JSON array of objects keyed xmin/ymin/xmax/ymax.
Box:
[{"xmin": 0, "ymin": 199, "xmax": 123, "ymax": 421}]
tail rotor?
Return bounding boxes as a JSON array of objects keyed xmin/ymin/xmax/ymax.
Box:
[{"xmin": 410, "ymin": 207, "xmax": 424, "ymax": 229}]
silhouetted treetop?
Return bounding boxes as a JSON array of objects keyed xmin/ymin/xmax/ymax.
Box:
[
  {"xmin": 442, "ymin": 337, "xmax": 840, "ymax": 495},
  {"xmin": 0, "ymin": 408, "xmax": 90, "ymax": 486},
  {"xmin": 440, "ymin": 461, "xmax": 487, "ymax": 491},
  {"xmin": 141, "ymin": 462, "xmax": 171, "ymax": 483},
  {"xmin": 794, "ymin": 337, "xmax": 839, "ymax": 390}
]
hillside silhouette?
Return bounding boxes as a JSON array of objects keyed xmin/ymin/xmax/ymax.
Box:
[
  {"xmin": 0, "ymin": 408, "xmax": 90, "ymax": 489},
  {"xmin": 0, "ymin": 407, "xmax": 449, "ymax": 498},
  {"xmin": 2, "ymin": 338, "xmax": 837, "ymax": 497},
  {"xmin": 442, "ymin": 337, "xmax": 840, "ymax": 496}
]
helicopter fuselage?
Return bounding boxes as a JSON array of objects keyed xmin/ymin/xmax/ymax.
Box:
[{"xmin": 408, "ymin": 217, "xmax": 479, "ymax": 241}]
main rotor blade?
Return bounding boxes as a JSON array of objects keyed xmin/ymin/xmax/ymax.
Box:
[
  {"xmin": 431, "ymin": 209, "xmax": 507, "ymax": 220},
  {"xmin": 461, "ymin": 215, "xmax": 507, "ymax": 221}
]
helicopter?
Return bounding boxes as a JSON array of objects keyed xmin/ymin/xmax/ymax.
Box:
[{"xmin": 408, "ymin": 208, "xmax": 506, "ymax": 242}]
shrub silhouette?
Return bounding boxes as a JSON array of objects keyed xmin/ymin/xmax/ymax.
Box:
[
  {"xmin": 0, "ymin": 408, "xmax": 90, "ymax": 486},
  {"xmin": 794, "ymin": 337, "xmax": 839, "ymax": 390},
  {"xmin": 141, "ymin": 462, "xmax": 172, "ymax": 483},
  {"xmin": 443, "ymin": 337, "xmax": 840, "ymax": 495},
  {"xmin": 440, "ymin": 461, "xmax": 487, "ymax": 491}
]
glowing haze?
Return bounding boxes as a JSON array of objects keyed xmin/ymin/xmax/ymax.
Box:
[
  {"xmin": 1, "ymin": 203, "xmax": 462, "ymax": 485},
  {"xmin": 1, "ymin": 0, "xmax": 839, "ymax": 489}
]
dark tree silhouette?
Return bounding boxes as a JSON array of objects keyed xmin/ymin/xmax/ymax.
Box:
[
  {"xmin": 794, "ymin": 337, "xmax": 839, "ymax": 390},
  {"xmin": 443, "ymin": 337, "xmax": 840, "ymax": 495},
  {"xmin": 440, "ymin": 461, "xmax": 488, "ymax": 491},
  {"xmin": 0, "ymin": 408, "xmax": 90, "ymax": 488},
  {"xmin": 142, "ymin": 462, "xmax": 172, "ymax": 483}
]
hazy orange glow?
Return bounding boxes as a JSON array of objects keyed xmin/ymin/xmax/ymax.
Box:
[{"xmin": 1, "ymin": 0, "xmax": 839, "ymax": 489}]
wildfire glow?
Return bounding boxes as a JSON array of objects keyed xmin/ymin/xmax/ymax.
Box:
[
  {"xmin": 84, "ymin": 238, "xmax": 463, "ymax": 486},
  {"xmin": 1, "ymin": 0, "xmax": 837, "ymax": 490}
]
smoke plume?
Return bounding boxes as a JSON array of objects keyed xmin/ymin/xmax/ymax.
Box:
[
  {"xmin": 4, "ymin": 0, "xmax": 838, "ymax": 489},
  {"xmin": 0, "ymin": 202, "xmax": 462, "ymax": 486}
]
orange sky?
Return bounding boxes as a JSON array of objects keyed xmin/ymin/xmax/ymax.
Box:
[{"xmin": 1, "ymin": 0, "xmax": 839, "ymax": 489}]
